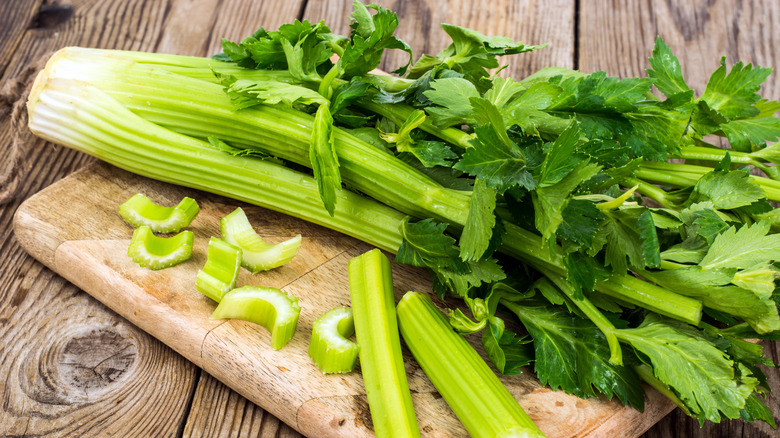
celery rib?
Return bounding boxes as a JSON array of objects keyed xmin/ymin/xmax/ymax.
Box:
[
  {"xmin": 211, "ymin": 285, "xmax": 301, "ymax": 350},
  {"xmin": 348, "ymin": 249, "xmax": 420, "ymax": 438},
  {"xmin": 397, "ymin": 291, "xmax": 545, "ymax": 438},
  {"xmin": 45, "ymin": 48, "xmax": 471, "ymax": 226},
  {"xmin": 196, "ymin": 237, "xmax": 242, "ymax": 302},
  {"xmin": 27, "ymin": 75, "xmax": 407, "ymax": 253},
  {"xmin": 127, "ymin": 225, "xmax": 193, "ymax": 270},
  {"xmin": 119, "ymin": 193, "xmax": 199, "ymax": 233},
  {"xmin": 220, "ymin": 207, "xmax": 301, "ymax": 273},
  {"xmin": 29, "ymin": 47, "xmax": 705, "ymax": 328},
  {"xmin": 308, "ymin": 306, "xmax": 359, "ymax": 374}
]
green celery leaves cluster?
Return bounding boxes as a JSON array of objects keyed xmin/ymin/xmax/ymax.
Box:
[
  {"xmin": 44, "ymin": 0, "xmax": 780, "ymax": 428},
  {"xmin": 213, "ymin": 4, "xmax": 780, "ymax": 426}
]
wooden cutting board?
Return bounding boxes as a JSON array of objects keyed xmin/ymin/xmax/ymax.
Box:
[{"xmin": 12, "ymin": 160, "xmax": 675, "ymax": 437}]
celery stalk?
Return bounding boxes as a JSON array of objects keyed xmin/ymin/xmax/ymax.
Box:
[
  {"xmin": 397, "ymin": 291, "xmax": 546, "ymax": 438},
  {"xmin": 220, "ymin": 207, "xmax": 301, "ymax": 273},
  {"xmin": 41, "ymin": 47, "xmax": 472, "ymax": 226},
  {"xmin": 308, "ymin": 306, "xmax": 359, "ymax": 374},
  {"xmin": 127, "ymin": 225, "xmax": 193, "ymax": 270},
  {"xmin": 348, "ymin": 249, "xmax": 420, "ymax": 438},
  {"xmin": 211, "ymin": 285, "xmax": 301, "ymax": 350},
  {"xmin": 196, "ymin": 237, "xmax": 242, "ymax": 302},
  {"xmin": 27, "ymin": 73, "xmax": 408, "ymax": 254},
  {"xmin": 28, "ymin": 47, "xmax": 705, "ymax": 327},
  {"xmin": 119, "ymin": 193, "xmax": 200, "ymax": 233}
]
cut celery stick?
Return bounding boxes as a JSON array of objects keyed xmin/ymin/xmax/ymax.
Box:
[
  {"xmin": 348, "ymin": 249, "xmax": 420, "ymax": 438},
  {"xmin": 196, "ymin": 237, "xmax": 242, "ymax": 303},
  {"xmin": 127, "ymin": 225, "xmax": 193, "ymax": 270},
  {"xmin": 397, "ymin": 291, "xmax": 546, "ymax": 438},
  {"xmin": 220, "ymin": 207, "xmax": 301, "ymax": 273},
  {"xmin": 308, "ymin": 306, "xmax": 359, "ymax": 374},
  {"xmin": 210, "ymin": 286, "xmax": 301, "ymax": 350},
  {"xmin": 119, "ymin": 193, "xmax": 199, "ymax": 233}
]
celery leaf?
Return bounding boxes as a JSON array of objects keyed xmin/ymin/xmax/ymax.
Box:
[
  {"xmin": 616, "ymin": 315, "xmax": 758, "ymax": 423},
  {"xmin": 557, "ymin": 199, "xmax": 604, "ymax": 247},
  {"xmin": 690, "ymin": 162, "xmax": 765, "ymax": 210},
  {"xmin": 720, "ymin": 117, "xmax": 780, "ymax": 152},
  {"xmin": 454, "ymin": 126, "xmax": 537, "ymax": 194},
  {"xmin": 481, "ymin": 316, "xmax": 533, "ymax": 376},
  {"xmin": 700, "ymin": 221, "xmax": 780, "ymax": 270},
  {"xmin": 646, "ymin": 36, "xmax": 692, "ymax": 99},
  {"xmin": 509, "ymin": 304, "xmax": 645, "ymax": 410},
  {"xmin": 460, "ymin": 178, "xmax": 497, "ymax": 261},
  {"xmin": 423, "ymin": 77, "xmax": 480, "ymax": 127},
  {"xmin": 310, "ymin": 105, "xmax": 341, "ymax": 215},
  {"xmin": 340, "ymin": 1, "xmax": 412, "ymax": 77},
  {"xmin": 700, "ymin": 58, "xmax": 772, "ymax": 120}
]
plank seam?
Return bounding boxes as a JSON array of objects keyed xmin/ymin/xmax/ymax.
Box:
[
  {"xmin": 296, "ymin": 0, "xmax": 310, "ymax": 22},
  {"xmin": 175, "ymin": 367, "xmax": 202, "ymax": 438},
  {"xmin": 573, "ymin": 0, "xmax": 581, "ymax": 70}
]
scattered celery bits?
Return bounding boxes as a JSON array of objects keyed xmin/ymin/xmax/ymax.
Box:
[
  {"xmin": 220, "ymin": 207, "xmax": 302, "ymax": 273},
  {"xmin": 308, "ymin": 306, "xmax": 359, "ymax": 374},
  {"xmin": 196, "ymin": 237, "xmax": 242, "ymax": 303},
  {"xmin": 119, "ymin": 193, "xmax": 200, "ymax": 233},
  {"xmin": 127, "ymin": 225, "xmax": 194, "ymax": 270},
  {"xmin": 211, "ymin": 286, "xmax": 301, "ymax": 350}
]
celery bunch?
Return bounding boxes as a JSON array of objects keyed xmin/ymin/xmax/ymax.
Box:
[{"xmin": 27, "ymin": 0, "xmax": 780, "ymax": 430}]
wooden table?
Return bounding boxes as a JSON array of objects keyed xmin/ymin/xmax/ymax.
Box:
[{"xmin": 1, "ymin": 0, "xmax": 778, "ymax": 436}]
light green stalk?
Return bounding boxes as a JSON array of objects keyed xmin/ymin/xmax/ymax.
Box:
[{"xmin": 348, "ymin": 249, "xmax": 420, "ymax": 438}]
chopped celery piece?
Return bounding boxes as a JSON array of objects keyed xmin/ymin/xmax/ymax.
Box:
[
  {"xmin": 348, "ymin": 249, "xmax": 420, "ymax": 438},
  {"xmin": 127, "ymin": 225, "xmax": 194, "ymax": 270},
  {"xmin": 396, "ymin": 291, "xmax": 546, "ymax": 438},
  {"xmin": 196, "ymin": 237, "xmax": 242, "ymax": 303},
  {"xmin": 210, "ymin": 285, "xmax": 301, "ymax": 350},
  {"xmin": 220, "ymin": 207, "xmax": 302, "ymax": 273},
  {"xmin": 308, "ymin": 306, "xmax": 359, "ymax": 374},
  {"xmin": 119, "ymin": 193, "xmax": 199, "ymax": 233}
]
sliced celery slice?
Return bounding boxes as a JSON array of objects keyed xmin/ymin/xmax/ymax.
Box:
[
  {"xmin": 348, "ymin": 249, "xmax": 420, "ymax": 438},
  {"xmin": 210, "ymin": 286, "xmax": 301, "ymax": 350},
  {"xmin": 127, "ymin": 225, "xmax": 194, "ymax": 270},
  {"xmin": 196, "ymin": 237, "xmax": 242, "ymax": 303},
  {"xmin": 396, "ymin": 291, "xmax": 545, "ymax": 438},
  {"xmin": 119, "ymin": 193, "xmax": 199, "ymax": 233},
  {"xmin": 308, "ymin": 306, "xmax": 359, "ymax": 374},
  {"xmin": 220, "ymin": 207, "xmax": 301, "ymax": 273}
]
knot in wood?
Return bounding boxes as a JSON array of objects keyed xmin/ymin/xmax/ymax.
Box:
[{"xmin": 58, "ymin": 326, "xmax": 138, "ymax": 397}]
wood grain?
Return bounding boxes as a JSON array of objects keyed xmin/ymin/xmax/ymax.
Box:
[
  {"xmin": 0, "ymin": 0, "xmax": 43, "ymax": 78},
  {"xmin": 0, "ymin": 271, "xmax": 198, "ymax": 436},
  {"xmin": 579, "ymin": 1, "xmax": 780, "ymax": 437},
  {"xmin": 182, "ymin": 371, "xmax": 300, "ymax": 438}
]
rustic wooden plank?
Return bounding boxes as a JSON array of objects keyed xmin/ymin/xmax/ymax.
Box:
[
  {"xmin": 0, "ymin": 0, "xmax": 43, "ymax": 77},
  {"xmin": 155, "ymin": 0, "xmax": 302, "ymax": 57},
  {"xmin": 182, "ymin": 372, "xmax": 300, "ymax": 438},
  {"xmin": 0, "ymin": 267, "xmax": 199, "ymax": 436},
  {"xmin": 578, "ymin": 1, "xmax": 780, "ymax": 437},
  {"xmin": 577, "ymin": 0, "xmax": 780, "ymax": 97},
  {"xmin": 302, "ymin": 0, "xmax": 576, "ymax": 79}
]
